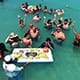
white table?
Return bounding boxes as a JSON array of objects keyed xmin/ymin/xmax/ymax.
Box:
[{"xmin": 11, "ymin": 48, "xmax": 54, "ymax": 63}]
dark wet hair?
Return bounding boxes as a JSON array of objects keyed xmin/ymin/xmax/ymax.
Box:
[
  {"xmin": 44, "ymin": 6, "xmax": 47, "ymax": 9},
  {"xmin": 37, "ymin": 15, "xmax": 39, "ymax": 17},
  {"xmin": 46, "ymin": 38, "xmax": 51, "ymax": 42},
  {"xmin": 39, "ymin": 4, "xmax": 41, "ymax": 7},
  {"xmin": 64, "ymin": 19, "xmax": 68, "ymax": 22},
  {"xmin": 33, "ymin": 29, "xmax": 36, "ymax": 33},
  {"xmin": 24, "ymin": 32, "xmax": 29, "ymax": 37},
  {"xmin": 50, "ymin": 9, "xmax": 53, "ymax": 11},
  {"xmin": 19, "ymin": 19, "xmax": 23, "ymax": 24},
  {"xmin": 60, "ymin": 9, "xmax": 63, "ymax": 11},
  {"xmin": 58, "ymin": 20, "xmax": 62, "ymax": 23},
  {"xmin": 47, "ymin": 19, "xmax": 51, "ymax": 23},
  {"xmin": 36, "ymin": 13, "xmax": 39, "ymax": 17},
  {"xmin": 0, "ymin": 43, "xmax": 9, "ymax": 52},
  {"xmin": 36, "ymin": 5, "xmax": 38, "ymax": 8},
  {"xmin": 22, "ymin": 3, "xmax": 25, "ymax": 5}
]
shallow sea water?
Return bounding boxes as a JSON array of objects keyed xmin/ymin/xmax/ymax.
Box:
[{"xmin": 0, "ymin": 0, "xmax": 80, "ymax": 80}]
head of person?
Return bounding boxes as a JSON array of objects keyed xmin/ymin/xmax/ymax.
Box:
[
  {"xmin": 37, "ymin": 15, "xmax": 39, "ymax": 18},
  {"xmin": 19, "ymin": 19, "xmax": 23, "ymax": 25},
  {"xmin": 22, "ymin": 3, "xmax": 25, "ymax": 6},
  {"xmin": 36, "ymin": 5, "xmax": 39, "ymax": 10},
  {"xmin": 4, "ymin": 55, "xmax": 13, "ymax": 64},
  {"xmin": 24, "ymin": 32, "xmax": 30, "ymax": 39},
  {"xmin": 47, "ymin": 19, "xmax": 51, "ymax": 23},
  {"xmin": 36, "ymin": 13, "xmax": 39, "ymax": 17},
  {"xmin": 50, "ymin": 9, "xmax": 53, "ymax": 12},
  {"xmin": 0, "ymin": 43, "xmax": 9, "ymax": 59},
  {"xmin": 39, "ymin": 4, "xmax": 41, "ymax": 7},
  {"xmin": 64, "ymin": 19, "xmax": 68, "ymax": 24},
  {"xmin": 44, "ymin": 6, "xmax": 47, "ymax": 9},
  {"xmin": 33, "ymin": 29, "xmax": 36, "ymax": 33},
  {"xmin": 0, "ymin": 43, "xmax": 9, "ymax": 53},
  {"xmin": 38, "ymin": 4, "xmax": 42, "ymax": 10},
  {"xmin": 9, "ymin": 32, "xmax": 15, "ymax": 38},
  {"xmin": 56, "ymin": 27, "xmax": 62, "ymax": 33},
  {"xmin": 58, "ymin": 20, "xmax": 62, "ymax": 24},
  {"xmin": 46, "ymin": 37, "xmax": 51, "ymax": 43}
]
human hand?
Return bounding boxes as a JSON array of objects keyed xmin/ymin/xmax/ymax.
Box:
[
  {"xmin": 60, "ymin": 17, "xmax": 63, "ymax": 21},
  {"xmin": 54, "ymin": 14, "xmax": 57, "ymax": 18},
  {"xmin": 22, "ymin": 62, "xmax": 30, "ymax": 68},
  {"xmin": 43, "ymin": 16, "xmax": 46, "ymax": 19},
  {"xmin": 51, "ymin": 32, "xmax": 54, "ymax": 35},
  {"xmin": 69, "ymin": 17, "xmax": 72, "ymax": 21},
  {"xmin": 18, "ymin": 15, "xmax": 20, "ymax": 18},
  {"xmin": 24, "ymin": 14, "xmax": 27, "ymax": 17},
  {"xmin": 21, "ymin": 67, "xmax": 24, "ymax": 70},
  {"xmin": 72, "ymin": 21, "xmax": 76, "ymax": 27},
  {"xmin": 72, "ymin": 21, "xmax": 75, "ymax": 25}
]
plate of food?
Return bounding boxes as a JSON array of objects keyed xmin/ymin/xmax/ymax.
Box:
[{"xmin": 25, "ymin": 52, "xmax": 37, "ymax": 57}]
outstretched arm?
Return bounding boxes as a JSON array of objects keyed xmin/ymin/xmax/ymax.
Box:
[
  {"xmin": 48, "ymin": 42, "xmax": 55, "ymax": 50},
  {"xmin": 23, "ymin": 14, "xmax": 27, "ymax": 25},
  {"xmin": 18, "ymin": 15, "xmax": 21, "ymax": 24},
  {"xmin": 72, "ymin": 22, "xmax": 78, "ymax": 36},
  {"xmin": 22, "ymin": 62, "xmax": 30, "ymax": 68},
  {"xmin": 43, "ymin": 16, "xmax": 47, "ymax": 25},
  {"xmin": 51, "ymin": 14, "xmax": 57, "ymax": 23},
  {"xmin": 69, "ymin": 17, "xmax": 72, "ymax": 25}
]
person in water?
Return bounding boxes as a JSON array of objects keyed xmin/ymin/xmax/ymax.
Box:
[
  {"xmin": 0, "ymin": 43, "xmax": 9, "ymax": 59},
  {"xmin": 32, "ymin": 13, "xmax": 41, "ymax": 22},
  {"xmin": 62, "ymin": 17, "xmax": 72, "ymax": 30},
  {"xmin": 28, "ymin": 23, "xmax": 40, "ymax": 41},
  {"xmin": 22, "ymin": 32, "xmax": 32, "ymax": 48},
  {"xmin": 72, "ymin": 22, "xmax": 80, "ymax": 47},
  {"xmin": 39, "ymin": 37, "xmax": 54, "ymax": 50},
  {"xmin": 18, "ymin": 14, "xmax": 27, "ymax": 28},
  {"xmin": 51, "ymin": 27, "xmax": 66, "ymax": 45}
]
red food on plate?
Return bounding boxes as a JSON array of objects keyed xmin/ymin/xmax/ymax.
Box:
[
  {"xmin": 43, "ymin": 47, "xmax": 49, "ymax": 53},
  {"xmin": 19, "ymin": 50, "xmax": 24, "ymax": 53}
]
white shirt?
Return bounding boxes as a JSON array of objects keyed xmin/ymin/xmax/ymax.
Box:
[{"xmin": 3, "ymin": 62, "xmax": 23, "ymax": 78}]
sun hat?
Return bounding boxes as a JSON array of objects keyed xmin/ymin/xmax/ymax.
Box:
[{"xmin": 4, "ymin": 55, "xmax": 12, "ymax": 62}]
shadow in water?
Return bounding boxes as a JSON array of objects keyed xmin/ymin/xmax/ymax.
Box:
[{"xmin": 72, "ymin": 47, "xmax": 80, "ymax": 54}]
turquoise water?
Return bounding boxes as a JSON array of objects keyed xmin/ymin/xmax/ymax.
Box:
[{"xmin": 0, "ymin": 0, "xmax": 80, "ymax": 80}]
